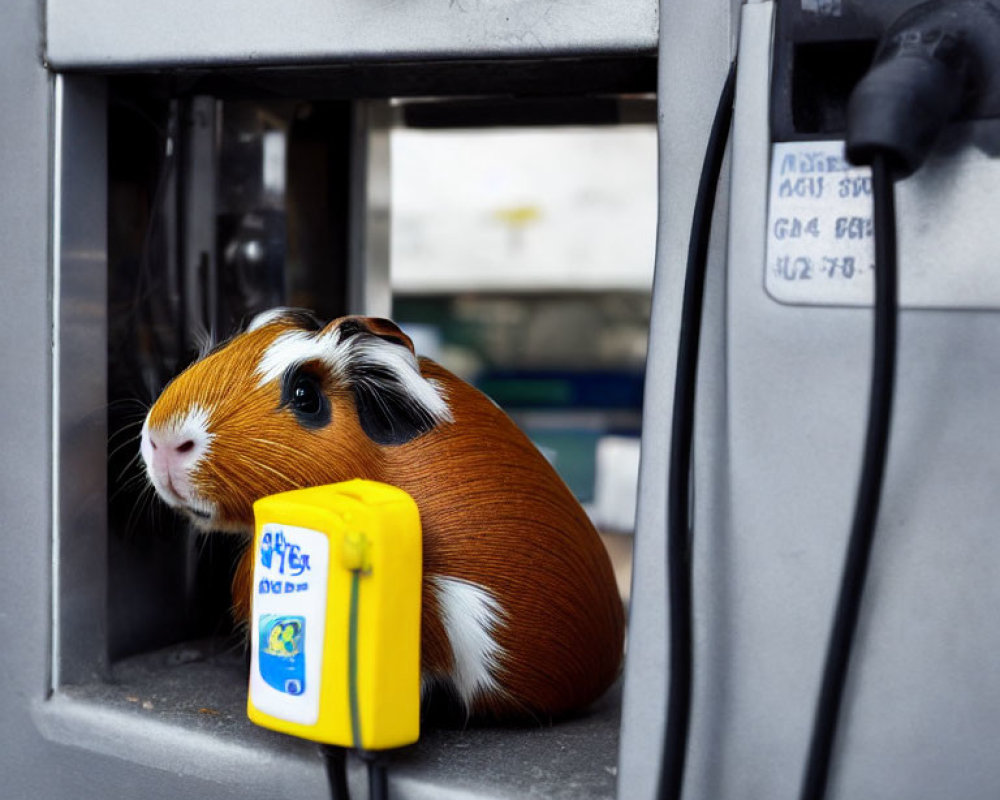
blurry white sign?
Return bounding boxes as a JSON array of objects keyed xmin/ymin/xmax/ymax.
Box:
[{"xmin": 390, "ymin": 126, "xmax": 657, "ymax": 293}]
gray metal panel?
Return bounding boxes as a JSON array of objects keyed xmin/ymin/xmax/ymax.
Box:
[
  {"xmin": 348, "ymin": 101, "xmax": 392, "ymax": 318},
  {"xmin": 685, "ymin": 1, "xmax": 1000, "ymax": 798},
  {"xmin": 616, "ymin": 0, "xmax": 739, "ymax": 798},
  {"xmin": 706, "ymin": 7, "xmax": 824, "ymax": 796},
  {"xmin": 53, "ymin": 75, "xmax": 110, "ymax": 687},
  {"xmin": 46, "ymin": 0, "xmax": 658, "ymax": 70},
  {"xmin": 0, "ymin": 0, "xmax": 56, "ymax": 725},
  {"xmin": 182, "ymin": 96, "xmax": 220, "ymax": 343}
]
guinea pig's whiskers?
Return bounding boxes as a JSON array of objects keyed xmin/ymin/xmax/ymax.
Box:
[
  {"xmin": 243, "ymin": 436, "xmax": 304, "ymax": 457},
  {"xmin": 208, "ymin": 467, "xmax": 250, "ymax": 505},
  {"xmin": 122, "ymin": 482, "xmax": 157, "ymax": 539},
  {"xmin": 113, "ymin": 449, "xmax": 148, "ymax": 487},
  {"xmin": 195, "ymin": 529, "xmax": 213, "ymax": 559},
  {"xmin": 108, "ymin": 417, "xmax": 147, "ymax": 443},
  {"xmin": 370, "ymin": 387, "xmax": 396, "ymax": 420},
  {"xmin": 109, "ymin": 467, "xmax": 152, "ymax": 504},
  {"xmin": 108, "ymin": 431, "xmax": 144, "ymax": 467},
  {"xmin": 107, "ymin": 397, "xmax": 150, "ymax": 414},
  {"xmin": 108, "ymin": 475, "xmax": 153, "ymax": 503},
  {"xmin": 236, "ymin": 457, "xmax": 302, "ymax": 490},
  {"xmin": 223, "ymin": 621, "xmax": 251, "ymax": 655}
]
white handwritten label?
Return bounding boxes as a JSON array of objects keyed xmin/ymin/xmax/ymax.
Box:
[{"xmin": 765, "ymin": 140, "xmax": 876, "ymax": 306}]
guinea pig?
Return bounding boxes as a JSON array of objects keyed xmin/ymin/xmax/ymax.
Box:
[{"xmin": 140, "ymin": 309, "xmax": 625, "ymax": 720}]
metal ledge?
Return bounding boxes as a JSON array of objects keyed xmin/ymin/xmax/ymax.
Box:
[
  {"xmin": 36, "ymin": 641, "xmax": 621, "ymax": 799},
  {"xmin": 46, "ymin": 0, "xmax": 658, "ymax": 71}
]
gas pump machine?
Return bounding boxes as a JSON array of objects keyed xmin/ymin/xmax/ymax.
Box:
[{"xmin": 621, "ymin": 2, "xmax": 1000, "ymax": 799}]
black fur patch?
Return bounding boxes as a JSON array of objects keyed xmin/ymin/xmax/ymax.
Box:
[{"xmin": 350, "ymin": 365, "xmax": 439, "ymax": 446}]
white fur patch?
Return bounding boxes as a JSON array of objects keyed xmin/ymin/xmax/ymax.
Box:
[
  {"xmin": 247, "ymin": 307, "xmax": 296, "ymax": 332},
  {"xmin": 141, "ymin": 404, "xmax": 217, "ymax": 523},
  {"xmin": 159, "ymin": 404, "xmax": 214, "ymax": 459},
  {"xmin": 254, "ymin": 325, "xmax": 453, "ymax": 427},
  {"xmin": 256, "ymin": 329, "xmax": 340, "ymax": 385},
  {"xmin": 431, "ymin": 576, "xmax": 506, "ymax": 708}
]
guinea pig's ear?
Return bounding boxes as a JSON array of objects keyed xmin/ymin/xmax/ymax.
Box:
[
  {"xmin": 332, "ymin": 316, "xmax": 452, "ymax": 446},
  {"xmin": 336, "ymin": 316, "xmax": 415, "ymax": 352}
]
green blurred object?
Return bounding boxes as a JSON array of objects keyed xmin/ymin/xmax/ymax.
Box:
[
  {"xmin": 525, "ymin": 428, "xmax": 600, "ymax": 504},
  {"xmin": 479, "ymin": 378, "xmax": 575, "ymax": 407}
]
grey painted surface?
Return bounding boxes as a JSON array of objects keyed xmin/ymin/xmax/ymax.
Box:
[
  {"xmin": 348, "ymin": 101, "xmax": 392, "ymax": 319},
  {"xmin": 616, "ymin": 0, "xmax": 739, "ymax": 798},
  {"xmin": 46, "ymin": 0, "xmax": 658, "ymax": 69},
  {"xmin": 0, "ymin": 0, "xmax": 60, "ymax": 792},
  {"xmin": 40, "ymin": 641, "xmax": 619, "ymax": 800},
  {"xmin": 720, "ymin": 3, "xmax": 1000, "ymax": 797},
  {"xmin": 363, "ymin": 682, "xmax": 621, "ymax": 800},
  {"xmin": 53, "ymin": 75, "xmax": 109, "ymax": 688},
  {"xmin": 38, "ymin": 642, "xmax": 332, "ymax": 797},
  {"xmin": 640, "ymin": 1, "xmax": 1000, "ymax": 798}
]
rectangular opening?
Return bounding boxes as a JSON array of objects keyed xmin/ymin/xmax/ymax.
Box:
[{"xmin": 54, "ymin": 64, "xmax": 656, "ymax": 797}]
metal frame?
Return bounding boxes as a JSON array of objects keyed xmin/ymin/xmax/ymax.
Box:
[
  {"xmin": 52, "ymin": 75, "xmax": 109, "ymax": 688},
  {"xmin": 0, "ymin": 0, "xmax": 671, "ymax": 797},
  {"xmin": 617, "ymin": 1, "xmax": 741, "ymax": 798},
  {"xmin": 46, "ymin": 0, "xmax": 658, "ymax": 69},
  {"xmin": 713, "ymin": 2, "xmax": 1000, "ymax": 797},
  {"xmin": 348, "ymin": 100, "xmax": 392, "ymax": 319},
  {"xmin": 624, "ymin": 1, "xmax": 1000, "ymax": 798}
]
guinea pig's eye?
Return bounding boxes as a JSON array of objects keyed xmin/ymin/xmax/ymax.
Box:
[{"xmin": 280, "ymin": 368, "xmax": 331, "ymax": 429}]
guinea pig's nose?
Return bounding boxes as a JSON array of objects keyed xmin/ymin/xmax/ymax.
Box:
[
  {"xmin": 149, "ymin": 436, "xmax": 194, "ymax": 453},
  {"xmin": 148, "ymin": 430, "xmax": 201, "ymax": 462}
]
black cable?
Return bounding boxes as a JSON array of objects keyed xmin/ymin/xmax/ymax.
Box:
[
  {"xmin": 798, "ymin": 153, "xmax": 898, "ymax": 800},
  {"xmin": 322, "ymin": 747, "xmax": 390, "ymax": 800},
  {"xmin": 322, "ymin": 745, "xmax": 351, "ymax": 800},
  {"xmin": 659, "ymin": 58, "xmax": 737, "ymax": 800},
  {"xmin": 365, "ymin": 754, "xmax": 389, "ymax": 800}
]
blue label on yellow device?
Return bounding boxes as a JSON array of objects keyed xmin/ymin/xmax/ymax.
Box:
[
  {"xmin": 250, "ymin": 523, "xmax": 330, "ymax": 725},
  {"xmin": 259, "ymin": 615, "xmax": 306, "ymax": 696}
]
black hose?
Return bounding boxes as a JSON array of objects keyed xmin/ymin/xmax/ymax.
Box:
[
  {"xmin": 659, "ymin": 58, "xmax": 737, "ymax": 800},
  {"xmin": 322, "ymin": 746, "xmax": 351, "ymax": 800},
  {"xmin": 798, "ymin": 153, "xmax": 898, "ymax": 800},
  {"xmin": 322, "ymin": 747, "xmax": 389, "ymax": 800},
  {"xmin": 366, "ymin": 757, "xmax": 388, "ymax": 800}
]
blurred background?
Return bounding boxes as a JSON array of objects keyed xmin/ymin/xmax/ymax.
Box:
[{"xmin": 390, "ymin": 121, "xmax": 656, "ymax": 599}]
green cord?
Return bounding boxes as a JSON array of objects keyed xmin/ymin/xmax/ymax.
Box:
[{"xmin": 348, "ymin": 568, "xmax": 362, "ymax": 750}]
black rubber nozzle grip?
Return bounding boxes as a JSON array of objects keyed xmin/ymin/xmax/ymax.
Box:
[{"xmin": 846, "ymin": 53, "xmax": 964, "ymax": 177}]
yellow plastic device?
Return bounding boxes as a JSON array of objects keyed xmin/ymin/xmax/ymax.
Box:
[{"xmin": 246, "ymin": 479, "xmax": 422, "ymax": 750}]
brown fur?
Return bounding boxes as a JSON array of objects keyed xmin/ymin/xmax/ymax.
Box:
[{"xmin": 148, "ymin": 315, "xmax": 625, "ymax": 719}]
